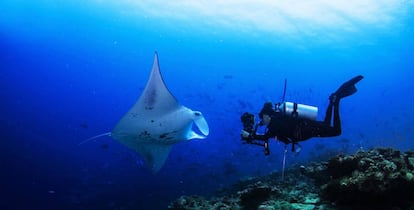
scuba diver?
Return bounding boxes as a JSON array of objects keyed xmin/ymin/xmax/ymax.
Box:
[{"xmin": 240, "ymin": 75, "xmax": 364, "ymax": 155}]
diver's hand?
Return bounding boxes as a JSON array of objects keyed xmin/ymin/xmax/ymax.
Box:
[{"xmin": 241, "ymin": 130, "xmax": 252, "ymax": 140}]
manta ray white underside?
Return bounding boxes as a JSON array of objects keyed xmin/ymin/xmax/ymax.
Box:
[{"xmin": 84, "ymin": 52, "xmax": 209, "ymax": 173}]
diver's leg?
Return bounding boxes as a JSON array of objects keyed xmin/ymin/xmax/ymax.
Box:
[
  {"xmin": 332, "ymin": 100, "xmax": 342, "ymax": 135},
  {"xmin": 323, "ymin": 103, "xmax": 333, "ymax": 125},
  {"xmin": 323, "ymin": 87, "xmax": 339, "ymax": 125},
  {"xmin": 324, "ymin": 75, "xmax": 362, "ymax": 132},
  {"xmin": 309, "ymin": 99, "xmax": 341, "ymax": 138}
]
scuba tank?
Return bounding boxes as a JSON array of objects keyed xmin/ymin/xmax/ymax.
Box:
[
  {"xmin": 277, "ymin": 79, "xmax": 318, "ymax": 121},
  {"xmin": 275, "ymin": 101, "xmax": 318, "ymax": 120}
]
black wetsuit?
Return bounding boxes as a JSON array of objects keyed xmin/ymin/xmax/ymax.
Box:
[{"xmin": 253, "ymin": 99, "xmax": 341, "ymax": 145}]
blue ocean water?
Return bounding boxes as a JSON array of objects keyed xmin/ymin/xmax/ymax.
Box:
[{"xmin": 1, "ymin": 1, "xmax": 414, "ymax": 209}]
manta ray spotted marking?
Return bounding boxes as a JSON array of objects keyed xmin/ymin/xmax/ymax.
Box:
[{"xmin": 82, "ymin": 52, "xmax": 209, "ymax": 173}]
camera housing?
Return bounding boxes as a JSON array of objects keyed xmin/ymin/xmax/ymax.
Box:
[
  {"xmin": 240, "ymin": 112, "xmax": 255, "ymax": 133},
  {"xmin": 240, "ymin": 112, "xmax": 270, "ymax": 155}
]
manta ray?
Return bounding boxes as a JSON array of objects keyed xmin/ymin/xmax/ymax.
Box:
[{"xmin": 83, "ymin": 52, "xmax": 209, "ymax": 173}]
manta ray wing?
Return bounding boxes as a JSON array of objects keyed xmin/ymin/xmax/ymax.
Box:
[
  {"xmin": 128, "ymin": 52, "xmax": 180, "ymax": 116},
  {"xmin": 110, "ymin": 52, "xmax": 209, "ymax": 173}
]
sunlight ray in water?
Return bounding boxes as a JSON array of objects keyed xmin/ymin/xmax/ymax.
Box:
[{"xmin": 114, "ymin": 0, "xmax": 411, "ymax": 36}]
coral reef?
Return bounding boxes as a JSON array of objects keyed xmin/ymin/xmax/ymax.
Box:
[
  {"xmin": 169, "ymin": 168, "xmax": 332, "ymax": 209},
  {"xmin": 304, "ymin": 147, "xmax": 414, "ymax": 209},
  {"xmin": 169, "ymin": 148, "xmax": 414, "ymax": 210}
]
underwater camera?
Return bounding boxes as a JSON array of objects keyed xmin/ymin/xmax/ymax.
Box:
[{"xmin": 240, "ymin": 112, "xmax": 255, "ymax": 133}]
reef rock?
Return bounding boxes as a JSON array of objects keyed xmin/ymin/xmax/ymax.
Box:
[
  {"xmin": 169, "ymin": 169, "xmax": 332, "ymax": 210},
  {"xmin": 304, "ymin": 147, "xmax": 414, "ymax": 209}
]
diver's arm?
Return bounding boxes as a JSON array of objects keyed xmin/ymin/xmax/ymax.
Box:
[
  {"xmin": 277, "ymin": 136, "xmax": 291, "ymax": 144},
  {"xmin": 251, "ymin": 133, "xmax": 268, "ymax": 141},
  {"xmin": 255, "ymin": 132, "xmax": 291, "ymax": 144},
  {"xmin": 241, "ymin": 127, "xmax": 269, "ymax": 141}
]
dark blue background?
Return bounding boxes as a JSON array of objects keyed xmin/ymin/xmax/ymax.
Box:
[{"xmin": 1, "ymin": 1, "xmax": 414, "ymax": 209}]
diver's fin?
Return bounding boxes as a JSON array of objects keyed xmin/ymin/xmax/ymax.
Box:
[{"xmin": 331, "ymin": 75, "xmax": 364, "ymax": 103}]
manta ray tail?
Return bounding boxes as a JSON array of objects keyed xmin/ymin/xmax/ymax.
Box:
[{"xmin": 78, "ymin": 132, "xmax": 111, "ymax": 146}]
